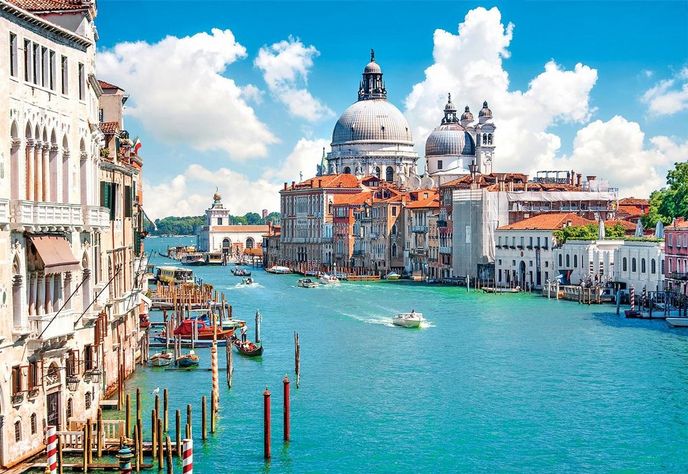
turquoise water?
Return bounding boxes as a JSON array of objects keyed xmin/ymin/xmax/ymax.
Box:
[{"xmin": 128, "ymin": 236, "xmax": 688, "ymax": 473}]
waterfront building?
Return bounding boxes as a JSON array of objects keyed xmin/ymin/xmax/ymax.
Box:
[
  {"xmin": 664, "ymin": 218, "xmax": 688, "ymax": 295},
  {"xmin": 0, "ymin": 0, "xmax": 106, "ymax": 466},
  {"xmin": 196, "ymin": 192, "xmax": 268, "ymax": 256},
  {"xmin": 616, "ymin": 197, "xmax": 650, "ymax": 223},
  {"xmin": 280, "ymin": 174, "xmax": 364, "ymax": 267},
  {"xmin": 323, "ymin": 51, "xmax": 422, "ymax": 188},
  {"xmin": 262, "ymin": 223, "xmax": 281, "ymax": 269},
  {"xmin": 614, "ymin": 240, "xmax": 664, "ymax": 292},
  {"xmin": 495, "ymin": 213, "xmax": 593, "ymax": 289},
  {"xmin": 97, "ymin": 78, "xmax": 147, "ymax": 400},
  {"xmin": 425, "ymin": 95, "xmax": 495, "ymax": 185},
  {"xmin": 404, "ymin": 189, "xmax": 439, "ymax": 279}
]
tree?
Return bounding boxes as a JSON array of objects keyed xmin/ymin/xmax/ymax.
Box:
[
  {"xmin": 643, "ymin": 161, "xmax": 688, "ymax": 226},
  {"xmin": 244, "ymin": 212, "xmax": 262, "ymax": 225},
  {"xmin": 642, "ymin": 189, "xmax": 672, "ymax": 228},
  {"xmin": 265, "ymin": 212, "xmax": 280, "ymax": 224}
]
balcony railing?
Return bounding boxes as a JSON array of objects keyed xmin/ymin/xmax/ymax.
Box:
[
  {"xmin": 0, "ymin": 198, "xmax": 9, "ymax": 225},
  {"xmin": 83, "ymin": 205, "xmax": 111, "ymax": 228},
  {"xmin": 411, "ymin": 225, "xmax": 429, "ymax": 233},
  {"xmin": 667, "ymin": 272, "xmax": 688, "ymax": 281},
  {"xmin": 29, "ymin": 310, "xmax": 76, "ymax": 341},
  {"xmin": 12, "ymin": 200, "xmax": 84, "ymax": 229},
  {"xmin": 440, "ymin": 246, "xmax": 452, "ymax": 254}
]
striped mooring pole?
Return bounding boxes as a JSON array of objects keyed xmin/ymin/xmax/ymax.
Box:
[
  {"xmin": 630, "ymin": 286, "xmax": 635, "ymax": 312},
  {"xmin": 46, "ymin": 426, "xmax": 57, "ymax": 474},
  {"xmin": 182, "ymin": 439, "xmax": 193, "ymax": 473}
]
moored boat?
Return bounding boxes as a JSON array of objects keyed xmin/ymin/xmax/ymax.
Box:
[
  {"xmin": 176, "ymin": 350, "xmax": 200, "ymax": 368},
  {"xmin": 172, "ymin": 319, "xmax": 235, "ymax": 340},
  {"xmin": 385, "ymin": 272, "xmax": 401, "ymax": 281},
  {"xmin": 150, "ymin": 351, "xmax": 173, "ymax": 367},
  {"xmin": 666, "ymin": 317, "xmax": 688, "ymax": 327},
  {"xmin": 297, "ymin": 278, "xmax": 319, "ymax": 288},
  {"xmin": 392, "ymin": 311, "xmax": 423, "ymax": 328},
  {"xmin": 266, "ymin": 265, "xmax": 292, "ymax": 274},
  {"xmin": 233, "ymin": 338, "xmax": 263, "ymax": 356},
  {"xmin": 319, "ymin": 273, "xmax": 340, "ymax": 285}
]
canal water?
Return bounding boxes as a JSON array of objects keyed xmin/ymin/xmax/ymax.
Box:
[{"xmin": 128, "ymin": 236, "xmax": 688, "ymax": 473}]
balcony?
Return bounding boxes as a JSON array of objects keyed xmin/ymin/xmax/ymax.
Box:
[
  {"xmin": 411, "ymin": 225, "xmax": 429, "ymax": 233},
  {"xmin": 83, "ymin": 205, "xmax": 111, "ymax": 228},
  {"xmin": 437, "ymin": 220, "xmax": 447, "ymax": 228},
  {"xmin": 411, "ymin": 247, "xmax": 428, "ymax": 256},
  {"xmin": 0, "ymin": 198, "xmax": 9, "ymax": 226},
  {"xmin": 440, "ymin": 246, "xmax": 452, "ymax": 254},
  {"xmin": 667, "ymin": 272, "xmax": 688, "ymax": 281},
  {"xmin": 11, "ymin": 200, "xmax": 84, "ymax": 230},
  {"xmin": 29, "ymin": 310, "xmax": 76, "ymax": 342}
]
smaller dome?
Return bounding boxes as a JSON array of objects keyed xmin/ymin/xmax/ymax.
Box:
[
  {"xmin": 213, "ymin": 191, "xmax": 221, "ymax": 202},
  {"xmin": 364, "ymin": 61, "xmax": 381, "ymax": 74},
  {"xmin": 425, "ymin": 124, "xmax": 475, "ymax": 157},
  {"xmin": 479, "ymin": 100, "xmax": 492, "ymax": 118},
  {"xmin": 461, "ymin": 105, "xmax": 474, "ymax": 122}
]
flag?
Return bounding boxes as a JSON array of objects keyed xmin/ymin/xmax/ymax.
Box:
[{"xmin": 133, "ymin": 137, "xmax": 142, "ymax": 154}]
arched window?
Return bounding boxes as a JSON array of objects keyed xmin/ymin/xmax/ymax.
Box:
[
  {"xmin": 651, "ymin": 258, "xmax": 656, "ymax": 274},
  {"xmin": 14, "ymin": 421, "xmax": 21, "ymax": 442},
  {"xmin": 641, "ymin": 258, "xmax": 646, "ymax": 273},
  {"xmin": 558, "ymin": 254, "xmax": 562, "ymax": 267},
  {"xmin": 573, "ymin": 255, "xmax": 578, "ymax": 268},
  {"xmin": 623, "ymin": 257, "xmax": 627, "ymax": 272},
  {"xmin": 374, "ymin": 166, "xmax": 381, "ymax": 178},
  {"xmin": 488, "ymin": 133, "xmax": 493, "ymax": 145},
  {"xmin": 30, "ymin": 414, "xmax": 37, "ymax": 434},
  {"xmin": 631, "ymin": 258, "xmax": 637, "ymax": 272},
  {"xmin": 391, "ymin": 224, "xmax": 397, "ymax": 235},
  {"xmin": 566, "ymin": 254, "xmax": 570, "ymax": 267},
  {"xmin": 245, "ymin": 237, "xmax": 254, "ymax": 249},
  {"xmin": 391, "ymin": 243, "xmax": 397, "ymax": 257},
  {"xmin": 385, "ymin": 166, "xmax": 393, "ymax": 182},
  {"xmin": 85, "ymin": 392, "xmax": 92, "ymax": 410},
  {"xmin": 343, "ymin": 166, "xmax": 351, "ymax": 174}
]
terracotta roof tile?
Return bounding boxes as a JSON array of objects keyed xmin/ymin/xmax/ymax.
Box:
[
  {"xmin": 619, "ymin": 197, "xmax": 649, "ymax": 206},
  {"xmin": 8, "ymin": 0, "xmax": 87, "ymax": 11},
  {"xmin": 333, "ymin": 191, "xmax": 372, "ymax": 206},
  {"xmin": 98, "ymin": 79, "xmax": 122, "ymax": 90},
  {"xmin": 617, "ymin": 205, "xmax": 646, "ymax": 218},
  {"xmin": 289, "ymin": 174, "xmax": 361, "ymax": 190},
  {"xmin": 405, "ymin": 189, "xmax": 439, "ymax": 209},
  {"xmin": 497, "ymin": 213, "xmax": 595, "ymax": 231}
]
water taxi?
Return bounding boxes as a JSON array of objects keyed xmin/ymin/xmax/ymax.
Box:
[
  {"xmin": 298, "ymin": 278, "xmax": 319, "ymax": 288},
  {"xmin": 156, "ymin": 266, "xmax": 194, "ymax": 285},
  {"xmin": 180, "ymin": 253, "xmax": 206, "ymax": 266},
  {"xmin": 319, "ymin": 273, "xmax": 340, "ymax": 285},
  {"xmin": 666, "ymin": 317, "xmax": 688, "ymax": 327},
  {"xmin": 240, "ymin": 277, "xmax": 255, "ymax": 285},
  {"xmin": 385, "ymin": 272, "xmax": 401, "ymax": 280},
  {"xmin": 206, "ymin": 251, "xmax": 225, "ymax": 265},
  {"xmin": 392, "ymin": 311, "xmax": 423, "ymax": 328},
  {"xmin": 266, "ymin": 265, "xmax": 292, "ymax": 274}
]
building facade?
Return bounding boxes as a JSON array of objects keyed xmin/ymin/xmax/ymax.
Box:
[{"xmin": 664, "ymin": 219, "xmax": 688, "ymax": 295}]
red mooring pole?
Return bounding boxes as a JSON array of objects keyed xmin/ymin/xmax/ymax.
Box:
[
  {"xmin": 263, "ymin": 387, "xmax": 271, "ymax": 460},
  {"xmin": 283, "ymin": 376, "xmax": 290, "ymax": 442}
]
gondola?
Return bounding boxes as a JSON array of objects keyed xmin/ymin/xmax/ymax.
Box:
[
  {"xmin": 150, "ymin": 351, "xmax": 173, "ymax": 367},
  {"xmin": 233, "ymin": 338, "xmax": 263, "ymax": 357},
  {"xmin": 231, "ymin": 267, "xmax": 251, "ymax": 276}
]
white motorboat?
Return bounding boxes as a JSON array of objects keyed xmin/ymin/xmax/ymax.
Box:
[
  {"xmin": 266, "ymin": 265, "xmax": 292, "ymax": 274},
  {"xmin": 666, "ymin": 317, "xmax": 688, "ymax": 328},
  {"xmin": 392, "ymin": 311, "xmax": 423, "ymax": 328},
  {"xmin": 298, "ymin": 278, "xmax": 319, "ymax": 288},
  {"xmin": 385, "ymin": 272, "xmax": 401, "ymax": 281},
  {"xmin": 319, "ymin": 273, "xmax": 340, "ymax": 285}
]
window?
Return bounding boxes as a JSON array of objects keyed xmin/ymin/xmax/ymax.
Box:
[
  {"xmin": 9, "ymin": 33, "xmax": 18, "ymax": 77},
  {"xmin": 566, "ymin": 254, "xmax": 570, "ymax": 267},
  {"xmin": 217, "ymin": 217, "xmax": 222, "ymax": 225},
  {"xmin": 28, "ymin": 361, "xmax": 38, "ymax": 390},
  {"xmin": 32, "ymin": 43, "xmax": 39, "ymax": 85},
  {"xmin": 631, "ymin": 257, "xmax": 637, "ymax": 272},
  {"xmin": 49, "ymin": 51, "xmax": 55, "ymax": 90},
  {"xmin": 623, "ymin": 257, "xmax": 627, "ymax": 272},
  {"xmin": 124, "ymin": 185, "xmax": 133, "ymax": 218},
  {"xmin": 536, "ymin": 237, "xmax": 541, "ymax": 247},
  {"xmin": 543, "ymin": 237, "xmax": 548, "ymax": 248},
  {"xmin": 392, "ymin": 206, "xmax": 397, "ymax": 217},
  {"xmin": 651, "ymin": 258, "xmax": 656, "ymax": 274},
  {"xmin": 78, "ymin": 62, "xmax": 85, "ymax": 99},
  {"xmin": 85, "ymin": 392, "xmax": 91, "ymax": 410},
  {"xmin": 12, "ymin": 365, "xmax": 22, "ymax": 395},
  {"xmin": 520, "ymin": 237, "xmax": 524, "ymax": 247},
  {"xmin": 574, "ymin": 255, "xmax": 578, "ymax": 267},
  {"xmin": 84, "ymin": 344, "xmax": 93, "ymax": 371},
  {"xmin": 30, "ymin": 414, "xmax": 37, "ymax": 435},
  {"xmin": 511, "ymin": 237, "xmax": 515, "ymax": 247},
  {"xmin": 41, "ymin": 46, "xmax": 48, "ymax": 86},
  {"xmin": 61, "ymin": 56, "xmax": 68, "ymax": 94},
  {"xmin": 529, "ymin": 237, "xmax": 533, "ymax": 247},
  {"xmin": 437, "ymin": 160, "xmax": 443, "ymax": 170},
  {"xmin": 24, "ymin": 39, "xmax": 31, "ymax": 82},
  {"xmin": 386, "ymin": 166, "xmax": 394, "ymax": 182},
  {"xmin": 98, "ymin": 108, "xmax": 104, "ymax": 122},
  {"xmin": 641, "ymin": 258, "xmax": 646, "ymax": 273},
  {"xmin": 14, "ymin": 421, "xmax": 21, "ymax": 442},
  {"xmin": 558, "ymin": 254, "xmax": 562, "ymax": 267},
  {"xmin": 498, "ymin": 236, "xmax": 502, "ymax": 246},
  {"xmin": 66, "ymin": 399, "xmax": 73, "ymax": 420}
]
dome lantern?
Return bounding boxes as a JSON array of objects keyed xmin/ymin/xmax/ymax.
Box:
[
  {"xmin": 358, "ymin": 49, "xmax": 386, "ymax": 101},
  {"xmin": 460, "ymin": 105, "xmax": 474, "ymax": 126},
  {"xmin": 441, "ymin": 93, "xmax": 459, "ymax": 124},
  {"xmin": 478, "ymin": 100, "xmax": 493, "ymax": 123}
]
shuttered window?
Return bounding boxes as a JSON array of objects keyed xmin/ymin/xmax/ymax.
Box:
[
  {"xmin": 124, "ymin": 185, "xmax": 132, "ymax": 218},
  {"xmin": 100, "ymin": 181, "xmax": 116, "ymax": 220}
]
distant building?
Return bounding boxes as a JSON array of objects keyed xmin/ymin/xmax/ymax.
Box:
[
  {"xmin": 404, "ymin": 189, "xmax": 439, "ymax": 278},
  {"xmin": 196, "ymin": 193, "xmax": 267, "ymax": 255},
  {"xmin": 262, "ymin": 223, "xmax": 281, "ymax": 268},
  {"xmin": 617, "ymin": 197, "xmax": 650, "ymax": 223},
  {"xmin": 664, "ymin": 218, "xmax": 688, "ymax": 295}
]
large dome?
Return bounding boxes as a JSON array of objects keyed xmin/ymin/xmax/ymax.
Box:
[
  {"xmin": 425, "ymin": 123, "xmax": 475, "ymax": 157},
  {"xmin": 332, "ymin": 99, "xmax": 414, "ymax": 146}
]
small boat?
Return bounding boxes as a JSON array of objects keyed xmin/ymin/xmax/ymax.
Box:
[
  {"xmin": 139, "ymin": 312, "xmax": 150, "ymax": 329},
  {"xmin": 150, "ymin": 351, "xmax": 173, "ymax": 367},
  {"xmin": 625, "ymin": 309, "xmax": 642, "ymax": 318},
  {"xmin": 241, "ymin": 277, "xmax": 255, "ymax": 285},
  {"xmin": 298, "ymin": 278, "xmax": 319, "ymax": 288},
  {"xmin": 385, "ymin": 272, "xmax": 401, "ymax": 281},
  {"xmin": 266, "ymin": 265, "xmax": 292, "ymax": 274},
  {"xmin": 173, "ymin": 319, "xmax": 235, "ymax": 340},
  {"xmin": 180, "ymin": 253, "xmax": 205, "ymax": 266},
  {"xmin": 666, "ymin": 317, "xmax": 688, "ymax": 327},
  {"xmin": 233, "ymin": 338, "xmax": 263, "ymax": 356},
  {"xmin": 231, "ymin": 267, "xmax": 252, "ymax": 276},
  {"xmin": 392, "ymin": 311, "xmax": 423, "ymax": 328},
  {"xmin": 319, "ymin": 273, "xmax": 340, "ymax": 285},
  {"xmin": 205, "ymin": 252, "xmax": 225, "ymax": 265},
  {"xmin": 176, "ymin": 350, "xmax": 200, "ymax": 368}
]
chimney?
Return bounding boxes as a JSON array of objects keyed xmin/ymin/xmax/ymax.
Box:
[
  {"xmin": 524, "ymin": 182, "xmax": 528, "ymax": 192},
  {"xmin": 283, "ymin": 182, "xmax": 287, "ymax": 190},
  {"xmin": 587, "ymin": 175, "xmax": 596, "ymax": 182},
  {"xmin": 571, "ymin": 170, "xmax": 575, "ymax": 185},
  {"xmin": 291, "ymin": 181, "xmax": 295, "ymax": 189},
  {"xmin": 318, "ymin": 179, "xmax": 322, "ymax": 187},
  {"xmin": 576, "ymin": 174, "xmax": 582, "ymax": 187}
]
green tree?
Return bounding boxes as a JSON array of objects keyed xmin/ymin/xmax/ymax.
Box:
[
  {"xmin": 642, "ymin": 189, "xmax": 672, "ymax": 228},
  {"xmin": 265, "ymin": 212, "xmax": 281, "ymax": 224},
  {"xmin": 244, "ymin": 212, "xmax": 262, "ymax": 225},
  {"xmin": 644, "ymin": 162, "xmax": 688, "ymax": 226}
]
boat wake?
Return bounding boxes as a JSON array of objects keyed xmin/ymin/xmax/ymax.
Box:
[{"xmin": 230, "ymin": 282, "xmax": 263, "ymax": 290}]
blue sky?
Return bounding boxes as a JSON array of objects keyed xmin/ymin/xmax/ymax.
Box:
[{"xmin": 95, "ymin": 1, "xmax": 688, "ymax": 217}]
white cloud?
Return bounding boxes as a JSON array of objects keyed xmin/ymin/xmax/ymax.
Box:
[
  {"xmin": 144, "ymin": 138, "xmax": 329, "ymax": 218},
  {"xmin": 556, "ymin": 116, "xmax": 687, "ymax": 197},
  {"xmin": 642, "ymin": 67, "xmax": 688, "ymax": 116},
  {"xmin": 97, "ymin": 29, "xmax": 277, "ymax": 160},
  {"xmin": 255, "ymin": 37, "xmax": 333, "ymax": 121},
  {"xmin": 404, "ymin": 7, "xmax": 598, "ymax": 175}
]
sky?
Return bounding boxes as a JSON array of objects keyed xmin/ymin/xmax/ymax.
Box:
[{"xmin": 94, "ymin": 0, "xmax": 688, "ymax": 218}]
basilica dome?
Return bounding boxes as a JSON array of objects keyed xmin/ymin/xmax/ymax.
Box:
[
  {"xmin": 425, "ymin": 124, "xmax": 475, "ymax": 157},
  {"xmin": 332, "ymin": 99, "xmax": 413, "ymax": 146}
]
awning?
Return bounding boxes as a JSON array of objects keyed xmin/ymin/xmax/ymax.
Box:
[{"xmin": 30, "ymin": 235, "xmax": 81, "ymax": 274}]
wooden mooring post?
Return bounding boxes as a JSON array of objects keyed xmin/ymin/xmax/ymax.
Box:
[
  {"xmin": 294, "ymin": 332, "xmax": 301, "ymax": 388},
  {"xmin": 175, "ymin": 410, "xmax": 181, "ymax": 458},
  {"xmin": 125, "ymin": 393, "xmax": 131, "ymax": 437},
  {"xmin": 210, "ymin": 391, "xmax": 217, "ymax": 434},
  {"xmin": 226, "ymin": 341, "xmax": 233, "ymax": 388},
  {"xmin": 201, "ymin": 396, "xmax": 207, "ymax": 441},
  {"xmin": 165, "ymin": 436, "xmax": 173, "ymax": 474},
  {"xmin": 163, "ymin": 389, "xmax": 169, "ymax": 432},
  {"xmin": 157, "ymin": 418, "xmax": 164, "ymax": 469},
  {"xmin": 96, "ymin": 409, "xmax": 103, "ymax": 458}
]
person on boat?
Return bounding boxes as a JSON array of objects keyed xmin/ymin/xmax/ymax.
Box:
[{"xmin": 241, "ymin": 325, "xmax": 247, "ymax": 342}]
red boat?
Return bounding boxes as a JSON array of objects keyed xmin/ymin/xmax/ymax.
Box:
[{"xmin": 173, "ymin": 319, "xmax": 234, "ymax": 340}]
